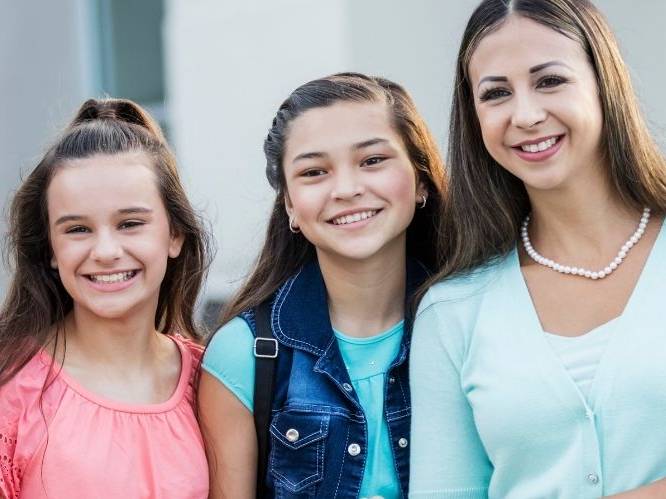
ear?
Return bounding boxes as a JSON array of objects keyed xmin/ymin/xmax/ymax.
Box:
[
  {"xmin": 168, "ymin": 230, "xmax": 185, "ymax": 259},
  {"xmin": 416, "ymin": 180, "xmax": 427, "ymax": 200},
  {"xmin": 50, "ymin": 256, "xmax": 58, "ymax": 269},
  {"xmin": 283, "ymin": 191, "xmax": 294, "ymax": 218}
]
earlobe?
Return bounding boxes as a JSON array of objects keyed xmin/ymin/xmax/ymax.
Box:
[{"xmin": 50, "ymin": 257, "xmax": 58, "ymax": 270}]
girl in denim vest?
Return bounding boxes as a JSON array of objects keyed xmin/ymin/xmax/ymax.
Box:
[{"xmin": 199, "ymin": 73, "xmax": 445, "ymax": 499}]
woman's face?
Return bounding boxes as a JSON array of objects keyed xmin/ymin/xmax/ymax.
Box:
[
  {"xmin": 282, "ymin": 100, "xmax": 424, "ymax": 264},
  {"xmin": 468, "ymin": 15, "xmax": 604, "ymax": 192}
]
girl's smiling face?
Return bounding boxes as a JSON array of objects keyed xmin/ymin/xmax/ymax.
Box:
[
  {"xmin": 282, "ymin": 100, "xmax": 425, "ymax": 264},
  {"xmin": 468, "ymin": 15, "xmax": 604, "ymax": 192},
  {"xmin": 47, "ymin": 152, "xmax": 183, "ymax": 321}
]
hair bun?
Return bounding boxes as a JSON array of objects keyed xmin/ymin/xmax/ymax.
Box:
[{"xmin": 72, "ymin": 98, "xmax": 165, "ymax": 142}]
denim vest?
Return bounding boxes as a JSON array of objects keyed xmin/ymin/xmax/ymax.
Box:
[{"xmin": 240, "ymin": 259, "xmax": 428, "ymax": 499}]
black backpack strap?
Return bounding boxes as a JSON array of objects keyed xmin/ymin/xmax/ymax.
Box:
[{"xmin": 252, "ymin": 300, "xmax": 278, "ymax": 498}]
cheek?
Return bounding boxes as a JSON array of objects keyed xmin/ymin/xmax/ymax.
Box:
[
  {"xmin": 477, "ymin": 110, "xmax": 505, "ymax": 152},
  {"xmin": 287, "ymin": 187, "xmax": 327, "ymax": 220}
]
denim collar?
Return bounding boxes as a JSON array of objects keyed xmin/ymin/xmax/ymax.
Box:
[{"xmin": 270, "ymin": 258, "xmax": 429, "ymax": 357}]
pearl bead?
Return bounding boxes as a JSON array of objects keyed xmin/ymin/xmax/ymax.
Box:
[{"xmin": 521, "ymin": 208, "xmax": 650, "ymax": 281}]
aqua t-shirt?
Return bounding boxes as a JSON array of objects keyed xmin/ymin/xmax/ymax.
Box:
[{"xmin": 202, "ymin": 317, "xmax": 404, "ymax": 499}]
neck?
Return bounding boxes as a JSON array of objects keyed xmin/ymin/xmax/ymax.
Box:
[
  {"xmin": 525, "ymin": 173, "xmax": 643, "ymax": 263},
  {"xmin": 59, "ymin": 305, "xmax": 163, "ymax": 370},
  {"xmin": 317, "ymin": 242, "xmax": 407, "ymax": 338}
]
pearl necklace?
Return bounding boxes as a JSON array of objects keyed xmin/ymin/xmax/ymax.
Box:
[{"xmin": 521, "ymin": 207, "xmax": 651, "ymax": 280}]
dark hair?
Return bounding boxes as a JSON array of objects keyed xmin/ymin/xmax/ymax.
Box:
[
  {"xmin": 219, "ymin": 72, "xmax": 446, "ymax": 324},
  {"xmin": 0, "ymin": 98, "xmax": 213, "ymax": 386},
  {"xmin": 434, "ymin": 0, "xmax": 666, "ymax": 282}
]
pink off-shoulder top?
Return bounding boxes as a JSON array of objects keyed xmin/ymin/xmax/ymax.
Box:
[{"xmin": 0, "ymin": 335, "xmax": 208, "ymax": 499}]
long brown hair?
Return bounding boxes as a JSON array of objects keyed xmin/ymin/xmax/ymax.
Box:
[
  {"xmin": 435, "ymin": 0, "xmax": 666, "ymax": 282},
  {"xmin": 219, "ymin": 72, "xmax": 446, "ymax": 326},
  {"xmin": 0, "ymin": 98, "xmax": 213, "ymax": 386}
]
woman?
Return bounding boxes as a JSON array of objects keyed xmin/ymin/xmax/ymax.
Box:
[
  {"xmin": 409, "ymin": 1, "xmax": 666, "ymax": 498},
  {"xmin": 199, "ymin": 73, "xmax": 445, "ymax": 498}
]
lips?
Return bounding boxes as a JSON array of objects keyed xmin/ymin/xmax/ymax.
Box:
[
  {"xmin": 511, "ymin": 135, "xmax": 565, "ymax": 162},
  {"xmin": 330, "ymin": 210, "xmax": 379, "ymax": 226},
  {"xmin": 83, "ymin": 269, "xmax": 141, "ymax": 292}
]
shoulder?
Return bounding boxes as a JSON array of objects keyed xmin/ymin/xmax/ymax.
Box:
[
  {"xmin": 201, "ymin": 316, "xmax": 256, "ymax": 411},
  {"xmin": 418, "ymin": 254, "xmax": 512, "ymax": 315},
  {"xmin": 0, "ymin": 352, "xmax": 61, "ymax": 427},
  {"xmin": 414, "ymin": 254, "xmax": 514, "ymax": 353},
  {"xmin": 203, "ymin": 316, "xmax": 255, "ymax": 368},
  {"xmin": 171, "ymin": 333, "xmax": 204, "ymax": 366}
]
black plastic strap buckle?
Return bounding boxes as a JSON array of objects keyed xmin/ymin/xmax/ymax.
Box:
[{"xmin": 254, "ymin": 337, "xmax": 278, "ymax": 359}]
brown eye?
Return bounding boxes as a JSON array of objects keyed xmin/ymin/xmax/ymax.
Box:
[
  {"xmin": 362, "ymin": 156, "xmax": 386, "ymax": 167},
  {"xmin": 537, "ymin": 75, "xmax": 567, "ymax": 88},
  {"xmin": 479, "ymin": 88, "xmax": 510, "ymax": 102}
]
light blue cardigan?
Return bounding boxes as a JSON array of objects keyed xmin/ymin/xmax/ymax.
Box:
[{"xmin": 409, "ymin": 222, "xmax": 666, "ymax": 498}]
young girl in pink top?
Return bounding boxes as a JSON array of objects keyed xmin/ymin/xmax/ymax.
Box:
[{"xmin": 0, "ymin": 99, "xmax": 212, "ymax": 498}]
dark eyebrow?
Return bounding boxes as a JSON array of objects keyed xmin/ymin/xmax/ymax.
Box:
[
  {"xmin": 54, "ymin": 215, "xmax": 84, "ymax": 226},
  {"xmin": 530, "ymin": 60, "xmax": 571, "ymax": 73},
  {"xmin": 477, "ymin": 61, "xmax": 572, "ymax": 89},
  {"xmin": 293, "ymin": 151, "xmax": 326, "ymax": 163},
  {"xmin": 353, "ymin": 138, "xmax": 389, "ymax": 150},
  {"xmin": 54, "ymin": 207, "xmax": 153, "ymax": 226},
  {"xmin": 118, "ymin": 207, "xmax": 153, "ymax": 215},
  {"xmin": 292, "ymin": 138, "xmax": 390, "ymax": 163},
  {"xmin": 477, "ymin": 76, "xmax": 508, "ymax": 89}
]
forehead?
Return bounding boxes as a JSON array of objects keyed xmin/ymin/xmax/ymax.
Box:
[
  {"xmin": 47, "ymin": 152, "xmax": 161, "ymax": 214},
  {"xmin": 283, "ymin": 101, "xmax": 400, "ymax": 161},
  {"xmin": 469, "ymin": 15, "xmax": 588, "ymax": 82}
]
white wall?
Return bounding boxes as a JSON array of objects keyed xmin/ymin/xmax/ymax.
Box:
[{"xmin": 0, "ymin": 0, "xmax": 94, "ymax": 294}]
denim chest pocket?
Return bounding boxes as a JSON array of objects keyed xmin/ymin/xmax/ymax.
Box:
[{"xmin": 269, "ymin": 411, "xmax": 330, "ymax": 493}]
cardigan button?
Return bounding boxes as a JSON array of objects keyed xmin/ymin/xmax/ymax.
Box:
[
  {"xmin": 348, "ymin": 443, "xmax": 361, "ymax": 456},
  {"xmin": 586, "ymin": 473, "xmax": 599, "ymax": 484},
  {"xmin": 342, "ymin": 383, "xmax": 353, "ymax": 392},
  {"xmin": 389, "ymin": 377, "xmax": 396, "ymax": 384},
  {"xmin": 398, "ymin": 437, "xmax": 408, "ymax": 448}
]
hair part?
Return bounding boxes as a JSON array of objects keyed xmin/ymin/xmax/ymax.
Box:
[
  {"xmin": 433, "ymin": 0, "xmax": 666, "ymax": 285},
  {"xmin": 218, "ymin": 72, "xmax": 446, "ymax": 326},
  {"xmin": 0, "ymin": 98, "xmax": 213, "ymax": 386}
]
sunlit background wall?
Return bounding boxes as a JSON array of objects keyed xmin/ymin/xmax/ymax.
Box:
[{"xmin": 2, "ymin": 0, "xmax": 664, "ymax": 324}]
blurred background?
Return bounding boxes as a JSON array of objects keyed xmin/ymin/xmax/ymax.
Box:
[{"xmin": 1, "ymin": 0, "xmax": 664, "ymax": 326}]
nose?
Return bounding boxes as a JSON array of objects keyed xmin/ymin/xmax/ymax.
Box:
[
  {"xmin": 330, "ymin": 167, "xmax": 364, "ymax": 200},
  {"xmin": 510, "ymin": 91, "xmax": 547, "ymax": 129},
  {"xmin": 90, "ymin": 229, "xmax": 123, "ymax": 262}
]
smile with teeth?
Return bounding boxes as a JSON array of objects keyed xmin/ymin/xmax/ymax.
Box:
[
  {"xmin": 87, "ymin": 270, "xmax": 138, "ymax": 283},
  {"xmin": 331, "ymin": 210, "xmax": 378, "ymax": 226},
  {"xmin": 518, "ymin": 136, "xmax": 560, "ymax": 153}
]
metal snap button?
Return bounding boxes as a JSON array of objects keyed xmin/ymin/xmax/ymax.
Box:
[
  {"xmin": 389, "ymin": 377, "xmax": 396, "ymax": 384},
  {"xmin": 586, "ymin": 473, "xmax": 599, "ymax": 484},
  {"xmin": 347, "ymin": 443, "xmax": 361, "ymax": 456},
  {"xmin": 342, "ymin": 382, "xmax": 353, "ymax": 392},
  {"xmin": 285, "ymin": 428, "xmax": 299, "ymax": 442},
  {"xmin": 398, "ymin": 437, "xmax": 408, "ymax": 448}
]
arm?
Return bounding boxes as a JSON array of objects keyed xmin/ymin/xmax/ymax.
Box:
[
  {"xmin": 605, "ymin": 480, "xmax": 666, "ymax": 499},
  {"xmin": 409, "ymin": 300, "xmax": 492, "ymax": 499},
  {"xmin": 198, "ymin": 371, "xmax": 256, "ymax": 499},
  {"xmin": 199, "ymin": 317, "xmax": 258, "ymax": 499}
]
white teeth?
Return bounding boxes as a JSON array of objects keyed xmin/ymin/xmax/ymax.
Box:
[
  {"xmin": 520, "ymin": 137, "xmax": 558, "ymax": 153},
  {"xmin": 89, "ymin": 271, "xmax": 136, "ymax": 283},
  {"xmin": 332, "ymin": 210, "xmax": 378, "ymax": 226}
]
